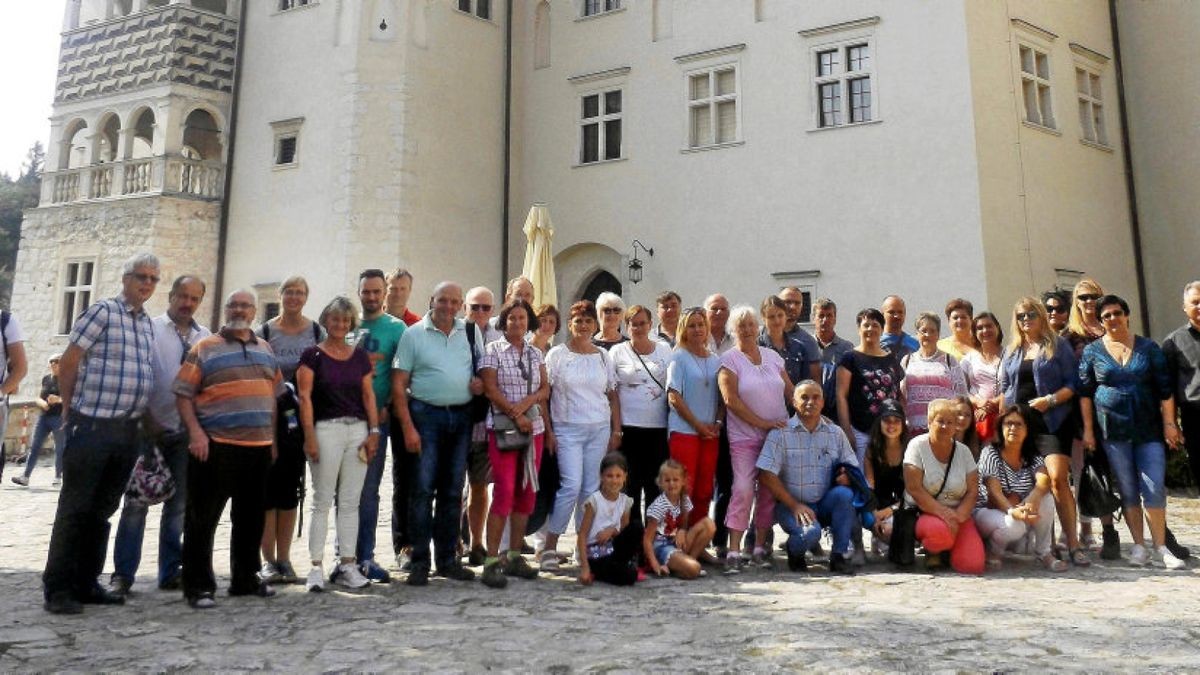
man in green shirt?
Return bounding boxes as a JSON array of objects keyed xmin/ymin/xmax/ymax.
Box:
[{"xmin": 352, "ymin": 269, "xmax": 407, "ymax": 583}]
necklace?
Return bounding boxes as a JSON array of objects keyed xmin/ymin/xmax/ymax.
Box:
[{"xmin": 687, "ymin": 350, "xmax": 711, "ymax": 387}]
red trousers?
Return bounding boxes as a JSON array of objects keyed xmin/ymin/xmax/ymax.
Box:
[{"xmin": 668, "ymin": 432, "xmax": 719, "ymax": 521}]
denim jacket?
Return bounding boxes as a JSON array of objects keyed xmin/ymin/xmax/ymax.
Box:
[{"xmin": 999, "ymin": 336, "xmax": 1078, "ymax": 432}]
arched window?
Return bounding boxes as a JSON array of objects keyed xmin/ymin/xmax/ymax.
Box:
[
  {"xmin": 182, "ymin": 109, "xmax": 222, "ymax": 160},
  {"xmin": 96, "ymin": 113, "xmax": 120, "ymax": 163},
  {"xmin": 130, "ymin": 108, "xmax": 156, "ymax": 159},
  {"xmin": 61, "ymin": 119, "xmax": 89, "ymax": 170},
  {"xmin": 581, "ymin": 270, "xmax": 622, "ymax": 305},
  {"xmin": 534, "ymin": 1, "xmax": 551, "ymax": 69}
]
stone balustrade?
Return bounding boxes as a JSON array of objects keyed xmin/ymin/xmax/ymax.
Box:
[{"xmin": 42, "ymin": 156, "xmax": 223, "ymax": 205}]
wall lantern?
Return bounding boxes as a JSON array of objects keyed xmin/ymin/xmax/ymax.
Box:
[{"xmin": 628, "ymin": 239, "xmax": 654, "ymax": 284}]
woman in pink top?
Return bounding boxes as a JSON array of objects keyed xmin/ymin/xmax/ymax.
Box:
[{"xmin": 717, "ymin": 301, "xmax": 793, "ymax": 572}]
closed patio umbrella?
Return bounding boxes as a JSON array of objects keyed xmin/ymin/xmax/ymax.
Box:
[{"xmin": 520, "ymin": 203, "xmax": 557, "ymax": 309}]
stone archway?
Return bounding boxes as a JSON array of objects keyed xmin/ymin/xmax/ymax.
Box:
[
  {"xmin": 581, "ymin": 270, "xmax": 622, "ymax": 305},
  {"xmin": 554, "ymin": 241, "xmax": 624, "ymax": 308}
]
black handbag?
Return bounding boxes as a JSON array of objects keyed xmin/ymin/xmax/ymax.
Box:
[
  {"xmin": 465, "ymin": 323, "xmax": 489, "ymax": 424},
  {"xmin": 1078, "ymin": 451, "xmax": 1121, "ymax": 518},
  {"xmin": 888, "ymin": 443, "xmax": 956, "ymax": 567}
]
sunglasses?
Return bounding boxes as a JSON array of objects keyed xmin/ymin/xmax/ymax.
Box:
[
  {"xmin": 1045, "ymin": 305, "xmax": 1066, "ymax": 314},
  {"xmin": 1100, "ymin": 310, "xmax": 1126, "ymax": 321},
  {"xmin": 1077, "ymin": 294, "xmax": 1101, "ymax": 302},
  {"xmin": 1015, "ymin": 311, "xmax": 1039, "ymax": 321},
  {"xmin": 127, "ymin": 272, "xmax": 161, "ymax": 284},
  {"xmin": 469, "ymin": 304, "xmax": 492, "ymax": 312}
]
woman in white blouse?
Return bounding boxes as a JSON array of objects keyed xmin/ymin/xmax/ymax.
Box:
[
  {"xmin": 609, "ymin": 304, "xmax": 673, "ymax": 524},
  {"xmin": 541, "ymin": 300, "xmax": 621, "ymax": 571},
  {"xmin": 960, "ymin": 311, "xmax": 1005, "ymax": 446}
]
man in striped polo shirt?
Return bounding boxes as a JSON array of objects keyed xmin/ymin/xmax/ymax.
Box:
[
  {"xmin": 175, "ymin": 289, "xmax": 283, "ymax": 609},
  {"xmin": 43, "ymin": 253, "xmax": 160, "ymax": 615}
]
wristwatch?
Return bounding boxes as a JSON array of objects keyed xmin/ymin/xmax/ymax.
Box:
[{"xmin": 369, "ymin": 426, "xmax": 380, "ymax": 435}]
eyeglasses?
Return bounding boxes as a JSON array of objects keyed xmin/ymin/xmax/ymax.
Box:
[
  {"xmin": 1045, "ymin": 305, "xmax": 1066, "ymax": 314},
  {"xmin": 226, "ymin": 302, "xmax": 254, "ymax": 310},
  {"xmin": 1002, "ymin": 420, "xmax": 1026, "ymax": 429},
  {"xmin": 1077, "ymin": 294, "xmax": 1101, "ymax": 302},
  {"xmin": 601, "ymin": 307, "xmax": 623, "ymax": 315},
  {"xmin": 469, "ymin": 304, "xmax": 492, "ymax": 312},
  {"xmin": 127, "ymin": 272, "xmax": 160, "ymax": 284},
  {"xmin": 1015, "ymin": 311, "xmax": 1038, "ymax": 321},
  {"xmin": 1100, "ymin": 310, "xmax": 1126, "ymax": 321}
]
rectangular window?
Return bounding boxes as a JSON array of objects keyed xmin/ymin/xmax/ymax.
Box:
[
  {"xmin": 580, "ymin": 89, "xmax": 622, "ymax": 163},
  {"xmin": 814, "ymin": 41, "xmax": 873, "ymax": 128},
  {"xmin": 59, "ymin": 259, "xmax": 96, "ymax": 335},
  {"xmin": 1076, "ymin": 67, "xmax": 1106, "ymax": 145},
  {"xmin": 688, "ymin": 66, "xmax": 738, "ymax": 147},
  {"xmin": 583, "ymin": 0, "xmax": 621, "ymax": 17},
  {"xmin": 456, "ymin": 0, "xmax": 490, "ymax": 20},
  {"xmin": 1019, "ymin": 44, "xmax": 1055, "ymax": 129},
  {"xmin": 270, "ymin": 117, "xmax": 304, "ymax": 168},
  {"xmin": 279, "ymin": 0, "xmax": 312, "ymax": 10},
  {"xmin": 275, "ymin": 135, "xmax": 297, "ymax": 166}
]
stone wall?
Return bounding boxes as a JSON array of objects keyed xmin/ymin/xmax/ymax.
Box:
[{"xmin": 8, "ymin": 196, "xmax": 220, "ymax": 398}]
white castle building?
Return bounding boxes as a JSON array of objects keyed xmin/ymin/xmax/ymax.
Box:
[{"xmin": 9, "ymin": 0, "xmax": 1199, "ymax": 385}]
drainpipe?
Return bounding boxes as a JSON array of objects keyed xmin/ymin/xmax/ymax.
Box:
[
  {"xmin": 500, "ymin": 0, "xmax": 514, "ymax": 287},
  {"xmin": 210, "ymin": 0, "xmax": 247, "ymax": 327},
  {"xmin": 1108, "ymin": 0, "xmax": 1151, "ymax": 335}
]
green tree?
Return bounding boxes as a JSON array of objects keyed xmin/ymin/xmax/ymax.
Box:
[{"xmin": 0, "ymin": 142, "xmax": 44, "ymax": 305}]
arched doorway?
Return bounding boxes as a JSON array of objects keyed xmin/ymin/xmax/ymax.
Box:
[{"xmin": 581, "ymin": 270, "xmax": 622, "ymax": 305}]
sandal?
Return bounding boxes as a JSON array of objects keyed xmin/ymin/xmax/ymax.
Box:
[
  {"xmin": 1040, "ymin": 553, "xmax": 1068, "ymax": 572},
  {"xmin": 985, "ymin": 556, "xmax": 1003, "ymax": 571},
  {"xmin": 1068, "ymin": 547, "xmax": 1092, "ymax": 567},
  {"xmin": 538, "ymin": 550, "xmax": 560, "ymax": 573}
]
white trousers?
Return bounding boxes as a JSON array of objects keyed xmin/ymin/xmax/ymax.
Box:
[
  {"xmin": 973, "ymin": 493, "xmax": 1056, "ymax": 557},
  {"xmin": 308, "ymin": 419, "xmax": 369, "ymax": 563}
]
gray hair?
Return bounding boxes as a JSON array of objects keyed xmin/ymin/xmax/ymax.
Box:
[
  {"xmin": 728, "ymin": 305, "xmax": 758, "ymax": 332},
  {"xmin": 915, "ymin": 311, "xmax": 941, "ymax": 331},
  {"xmin": 1184, "ymin": 280, "xmax": 1200, "ymax": 300},
  {"xmin": 170, "ymin": 275, "xmax": 207, "ymax": 297},
  {"xmin": 812, "ymin": 297, "xmax": 837, "ymax": 313},
  {"xmin": 122, "ymin": 252, "xmax": 160, "ymax": 275},
  {"xmin": 318, "ymin": 295, "xmax": 359, "ymax": 332},
  {"xmin": 595, "ymin": 291, "xmax": 625, "ymax": 313},
  {"xmin": 792, "ymin": 379, "xmax": 823, "ymax": 396}
]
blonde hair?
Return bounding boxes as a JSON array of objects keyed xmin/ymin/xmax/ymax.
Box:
[
  {"xmin": 279, "ymin": 275, "xmax": 309, "ymax": 296},
  {"xmin": 1067, "ymin": 277, "xmax": 1104, "ymax": 337},
  {"xmin": 675, "ymin": 307, "xmax": 710, "ymax": 353},
  {"xmin": 656, "ymin": 459, "xmax": 689, "ymax": 501},
  {"xmin": 1008, "ymin": 297, "xmax": 1057, "ymax": 358},
  {"xmin": 926, "ymin": 398, "xmax": 957, "ymax": 423}
]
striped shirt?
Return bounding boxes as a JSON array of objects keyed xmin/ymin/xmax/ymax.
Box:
[
  {"xmin": 756, "ymin": 416, "xmax": 858, "ymax": 504},
  {"xmin": 173, "ymin": 329, "xmax": 282, "ymax": 446},
  {"xmin": 975, "ymin": 444, "xmax": 1043, "ymax": 509},
  {"xmin": 68, "ymin": 295, "xmax": 155, "ymax": 419}
]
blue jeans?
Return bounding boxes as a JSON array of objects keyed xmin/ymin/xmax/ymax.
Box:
[
  {"xmin": 24, "ymin": 412, "xmax": 65, "ymax": 479},
  {"xmin": 356, "ymin": 418, "xmax": 389, "ymax": 562},
  {"xmin": 112, "ymin": 429, "xmax": 190, "ymax": 585},
  {"xmin": 43, "ymin": 415, "xmax": 143, "ymax": 601},
  {"xmin": 1104, "ymin": 439, "xmax": 1167, "ymax": 509},
  {"xmin": 407, "ymin": 400, "xmax": 471, "ymax": 572},
  {"xmin": 774, "ymin": 485, "xmax": 857, "ymax": 557}
]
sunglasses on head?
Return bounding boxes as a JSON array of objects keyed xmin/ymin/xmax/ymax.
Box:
[{"xmin": 1077, "ymin": 294, "xmax": 1101, "ymax": 302}]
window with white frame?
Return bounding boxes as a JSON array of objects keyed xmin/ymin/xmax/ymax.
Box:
[
  {"xmin": 1019, "ymin": 44, "xmax": 1055, "ymax": 129},
  {"xmin": 270, "ymin": 117, "xmax": 303, "ymax": 168},
  {"xmin": 59, "ymin": 259, "xmax": 96, "ymax": 335},
  {"xmin": 687, "ymin": 66, "xmax": 738, "ymax": 148},
  {"xmin": 1075, "ymin": 66, "xmax": 1107, "ymax": 145},
  {"xmin": 279, "ymin": 0, "xmax": 313, "ymax": 10},
  {"xmin": 583, "ymin": 0, "xmax": 620, "ymax": 17},
  {"xmin": 579, "ymin": 89, "xmax": 622, "ymax": 164},
  {"xmin": 814, "ymin": 41, "xmax": 873, "ymax": 128},
  {"xmin": 457, "ymin": 0, "xmax": 491, "ymax": 20}
]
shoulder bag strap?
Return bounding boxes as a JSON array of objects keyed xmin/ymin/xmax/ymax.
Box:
[
  {"xmin": 931, "ymin": 442, "xmax": 957, "ymax": 501},
  {"xmin": 632, "ymin": 345, "xmax": 665, "ymax": 393}
]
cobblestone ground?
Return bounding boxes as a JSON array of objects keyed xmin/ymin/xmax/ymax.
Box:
[{"xmin": 1, "ymin": 456, "xmax": 1198, "ymax": 672}]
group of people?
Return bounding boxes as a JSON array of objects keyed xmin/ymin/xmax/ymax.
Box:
[{"xmin": 9, "ymin": 251, "xmax": 1200, "ymax": 614}]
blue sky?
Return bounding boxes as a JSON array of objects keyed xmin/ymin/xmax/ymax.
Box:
[{"xmin": 0, "ymin": 0, "xmax": 66, "ymax": 177}]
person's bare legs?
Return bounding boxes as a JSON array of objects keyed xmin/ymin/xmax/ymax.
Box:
[
  {"xmin": 468, "ymin": 482, "xmax": 488, "ymax": 553},
  {"xmin": 1045, "ymin": 455, "xmax": 1081, "ymax": 551}
]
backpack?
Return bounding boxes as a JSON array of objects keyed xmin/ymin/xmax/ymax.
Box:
[{"xmin": 260, "ymin": 318, "xmax": 322, "ymax": 343}]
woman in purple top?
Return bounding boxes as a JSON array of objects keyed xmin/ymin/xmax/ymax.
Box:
[
  {"xmin": 296, "ymin": 296, "xmax": 378, "ymax": 592},
  {"xmin": 717, "ymin": 302, "xmax": 792, "ymax": 572}
]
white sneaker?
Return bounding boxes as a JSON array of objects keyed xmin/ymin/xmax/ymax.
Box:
[
  {"xmin": 52, "ymin": 477, "xmax": 62, "ymax": 487},
  {"xmin": 334, "ymin": 562, "xmax": 369, "ymax": 589},
  {"xmin": 1159, "ymin": 546, "xmax": 1187, "ymax": 571},
  {"xmin": 306, "ymin": 565, "xmax": 325, "ymax": 592},
  {"xmin": 1129, "ymin": 543, "xmax": 1150, "ymax": 567}
]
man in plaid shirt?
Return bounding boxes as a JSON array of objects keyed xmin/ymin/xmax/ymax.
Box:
[
  {"xmin": 43, "ymin": 253, "xmax": 160, "ymax": 614},
  {"xmin": 757, "ymin": 380, "xmax": 859, "ymax": 575}
]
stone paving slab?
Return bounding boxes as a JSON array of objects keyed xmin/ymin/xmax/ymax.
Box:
[{"xmin": 1, "ymin": 461, "xmax": 1198, "ymax": 672}]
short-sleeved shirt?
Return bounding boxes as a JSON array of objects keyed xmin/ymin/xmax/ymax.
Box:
[
  {"xmin": 150, "ymin": 314, "xmax": 211, "ymax": 431},
  {"xmin": 584, "ymin": 490, "xmax": 633, "ymax": 555},
  {"xmin": 881, "ymin": 331, "xmax": 919, "ymax": 360},
  {"xmin": 961, "ymin": 350, "xmax": 1003, "ymax": 401},
  {"xmin": 257, "ymin": 319, "xmax": 323, "ymax": 382},
  {"xmin": 1163, "ymin": 324, "xmax": 1200, "ymax": 407},
  {"xmin": 756, "ymin": 416, "xmax": 858, "ymax": 504},
  {"xmin": 903, "ymin": 435, "xmax": 977, "ymax": 508},
  {"xmin": 1, "ymin": 311, "xmax": 25, "ymax": 391},
  {"xmin": 653, "ymin": 325, "xmax": 677, "ymax": 348},
  {"xmin": 818, "ymin": 334, "xmax": 855, "ymax": 416},
  {"xmin": 68, "ymin": 295, "xmax": 155, "ymax": 419},
  {"xmin": 592, "ymin": 335, "xmax": 629, "ymax": 351},
  {"xmin": 838, "ymin": 350, "xmax": 905, "ymax": 432},
  {"xmin": 173, "ymin": 330, "xmax": 283, "ymax": 446},
  {"xmin": 1078, "ymin": 336, "xmax": 1173, "ymax": 443},
  {"xmin": 609, "ymin": 340, "xmax": 672, "ymax": 429},
  {"xmin": 773, "ymin": 325, "xmax": 821, "ymax": 383},
  {"xmin": 353, "ymin": 313, "xmax": 406, "ymax": 409},
  {"xmin": 392, "ymin": 314, "xmax": 477, "ymax": 407},
  {"xmin": 720, "ymin": 348, "xmax": 788, "ymax": 446},
  {"xmin": 480, "ymin": 338, "xmax": 546, "ymax": 435},
  {"xmin": 646, "ymin": 493, "xmax": 694, "ymax": 546},
  {"xmin": 666, "ymin": 349, "xmax": 721, "ymax": 435},
  {"xmin": 299, "ymin": 346, "xmax": 373, "ymax": 422},
  {"xmin": 974, "ymin": 444, "xmax": 1043, "ymax": 509},
  {"xmin": 901, "ymin": 350, "xmax": 968, "ymax": 433},
  {"xmin": 545, "ymin": 344, "xmax": 616, "ymax": 426},
  {"xmin": 40, "ymin": 374, "xmax": 63, "ymax": 416}
]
